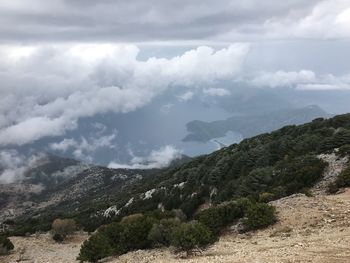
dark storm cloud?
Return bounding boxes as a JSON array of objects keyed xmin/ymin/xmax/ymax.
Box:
[{"xmin": 0, "ymin": 0, "xmax": 325, "ymax": 43}]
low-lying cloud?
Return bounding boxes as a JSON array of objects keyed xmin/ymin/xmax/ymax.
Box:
[
  {"xmin": 0, "ymin": 43, "xmax": 250, "ymax": 147},
  {"xmin": 0, "ymin": 150, "xmax": 48, "ymax": 184},
  {"xmin": 108, "ymin": 145, "xmax": 182, "ymax": 169}
]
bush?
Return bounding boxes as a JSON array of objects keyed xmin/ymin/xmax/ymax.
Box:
[
  {"xmin": 98, "ymin": 222, "xmax": 126, "ymax": 255},
  {"xmin": 170, "ymin": 221, "xmax": 214, "ymax": 256},
  {"xmin": 148, "ymin": 218, "xmax": 181, "ymax": 247},
  {"xmin": 243, "ymin": 202, "xmax": 276, "ymax": 230},
  {"xmin": 328, "ymin": 165, "xmax": 350, "ymax": 194},
  {"xmin": 52, "ymin": 233, "xmax": 64, "ymax": 243},
  {"xmin": 78, "ymin": 233, "xmax": 112, "ymax": 262},
  {"xmin": 120, "ymin": 214, "xmax": 156, "ymax": 250},
  {"xmin": 51, "ymin": 218, "xmax": 76, "ymax": 239},
  {"xmin": 195, "ymin": 198, "xmax": 248, "ymax": 234},
  {"xmin": 327, "ymin": 182, "xmax": 339, "ymax": 194},
  {"xmin": 338, "ymin": 144, "xmax": 350, "ymax": 157},
  {"xmin": 0, "ymin": 235, "xmax": 14, "ymax": 255},
  {"xmin": 79, "ymin": 214, "xmax": 157, "ymax": 262},
  {"xmin": 259, "ymin": 192, "xmax": 275, "ymax": 203},
  {"xmin": 335, "ymin": 166, "xmax": 350, "ymax": 188}
]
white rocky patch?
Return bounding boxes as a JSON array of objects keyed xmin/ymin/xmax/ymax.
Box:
[
  {"xmin": 142, "ymin": 188, "xmax": 156, "ymax": 200},
  {"xmin": 174, "ymin": 182, "xmax": 186, "ymax": 189},
  {"xmin": 125, "ymin": 197, "xmax": 134, "ymax": 207},
  {"xmin": 103, "ymin": 205, "xmax": 121, "ymax": 217}
]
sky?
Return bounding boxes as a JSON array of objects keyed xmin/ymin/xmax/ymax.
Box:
[{"xmin": 0, "ymin": 0, "xmax": 350, "ymax": 181}]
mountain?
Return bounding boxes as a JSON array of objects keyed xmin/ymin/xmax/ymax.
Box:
[
  {"xmin": 183, "ymin": 105, "xmax": 330, "ymax": 143},
  {"xmin": 5, "ymin": 113, "xmax": 350, "ymax": 235}
]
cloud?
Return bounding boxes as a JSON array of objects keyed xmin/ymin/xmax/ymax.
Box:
[
  {"xmin": 108, "ymin": 145, "xmax": 182, "ymax": 169},
  {"xmin": 49, "ymin": 132, "xmax": 117, "ymax": 161},
  {"xmin": 203, "ymin": 88, "xmax": 231, "ymax": 96},
  {"xmin": 251, "ymin": 70, "xmax": 316, "ymax": 88},
  {"xmin": 264, "ymin": 0, "xmax": 350, "ymax": 39},
  {"xmin": 251, "ymin": 70, "xmax": 350, "ymax": 90},
  {"xmin": 0, "ymin": 43, "xmax": 249, "ymax": 146},
  {"xmin": 0, "ymin": 150, "xmax": 47, "ymax": 183},
  {"xmin": 178, "ymin": 91, "xmax": 194, "ymax": 102},
  {"xmin": 0, "ymin": 0, "xmax": 330, "ymax": 43}
]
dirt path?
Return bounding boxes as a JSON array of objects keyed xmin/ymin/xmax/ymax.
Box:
[{"xmin": 2, "ymin": 190, "xmax": 350, "ymax": 263}]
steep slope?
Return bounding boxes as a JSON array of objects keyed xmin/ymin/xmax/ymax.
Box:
[{"xmin": 8, "ymin": 113, "xmax": 350, "ymax": 235}]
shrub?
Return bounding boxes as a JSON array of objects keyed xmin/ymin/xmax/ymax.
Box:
[
  {"xmin": 170, "ymin": 221, "xmax": 214, "ymax": 256},
  {"xmin": 338, "ymin": 144, "xmax": 350, "ymax": 157},
  {"xmin": 195, "ymin": 198, "xmax": 247, "ymax": 234},
  {"xmin": 335, "ymin": 166, "xmax": 350, "ymax": 188},
  {"xmin": 243, "ymin": 202, "xmax": 276, "ymax": 230},
  {"xmin": 51, "ymin": 218, "xmax": 76, "ymax": 239},
  {"xmin": 52, "ymin": 233, "xmax": 64, "ymax": 243},
  {"xmin": 327, "ymin": 182, "xmax": 339, "ymax": 194},
  {"xmin": 148, "ymin": 218, "xmax": 181, "ymax": 247},
  {"xmin": 259, "ymin": 192, "xmax": 275, "ymax": 203},
  {"xmin": 78, "ymin": 233, "xmax": 112, "ymax": 263},
  {"xmin": 98, "ymin": 222, "xmax": 126, "ymax": 255},
  {"xmin": 0, "ymin": 235, "xmax": 14, "ymax": 255},
  {"xmin": 120, "ymin": 215, "xmax": 156, "ymax": 250}
]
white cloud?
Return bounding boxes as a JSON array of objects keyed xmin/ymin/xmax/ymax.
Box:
[
  {"xmin": 108, "ymin": 145, "xmax": 182, "ymax": 169},
  {"xmin": 0, "ymin": 150, "xmax": 47, "ymax": 183},
  {"xmin": 203, "ymin": 88, "xmax": 231, "ymax": 96},
  {"xmin": 178, "ymin": 91, "xmax": 194, "ymax": 102},
  {"xmin": 0, "ymin": 43, "xmax": 250, "ymax": 146},
  {"xmin": 263, "ymin": 0, "xmax": 350, "ymax": 39},
  {"xmin": 49, "ymin": 132, "xmax": 117, "ymax": 161},
  {"xmin": 251, "ymin": 70, "xmax": 316, "ymax": 88},
  {"xmin": 251, "ymin": 70, "xmax": 350, "ymax": 90}
]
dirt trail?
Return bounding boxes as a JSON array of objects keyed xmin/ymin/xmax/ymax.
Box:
[{"xmin": 2, "ymin": 189, "xmax": 350, "ymax": 263}]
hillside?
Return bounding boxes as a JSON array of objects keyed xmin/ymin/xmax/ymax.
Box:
[
  {"xmin": 4, "ymin": 113, "xmax": 350, "ymax": 236},
  {"xmin": 3, "ymin": 188, "xmax": 350, "ymax": 263}
]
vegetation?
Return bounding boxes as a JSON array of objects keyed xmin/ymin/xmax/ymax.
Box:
[
  {"xmin": 9, "ymin": 114, "xmax": 350, "ymax": 261},
  {"xmin": 0, "ymin": 235, "xmax": 14, "ymax": 255},
  {"xmin": 148, "ymin": 218, "xmax": 181, "ymax": 247},
  {"xmin": 51, "ymin": 218, "xmax": 76, "ymax": 241},
  {"xmin": 78, "ymin": 234, "xmax": 112, "ymax": 263},
  {"xmin": 328, "ymin": 164, "xmax": 350, "ymax": 193},
  {"xmin": 243, "ymin": 202, "xmax": 276, "ymax": 230},
  {"xmin": 170, "ymin": 221, "xmax": 214, "ymax": 255}
]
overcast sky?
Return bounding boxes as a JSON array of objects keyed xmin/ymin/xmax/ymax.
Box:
[{"xmin": 0, "ymin": 0, "xmax": 350, "ymax": 179}]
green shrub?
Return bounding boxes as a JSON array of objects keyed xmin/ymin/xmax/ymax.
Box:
[
  {"xmin": 243, "ymin": 202, "xmax": 276, "ymax": 230},
  {"xmin": 0, "ymin": 235, "xmax": 14, "ymax": 255},
  {"xmin": 148, "ymin": 218, "xmax": 181, "ymax": 247},
  {"xmin": 78, "ymin": 233, "xmax": 112, "ymax": 263},
  {"xmin": 335, "ymin": 166, "xmax": 350, "ymax": 188},
  {"xmin": 170, "ymin": 221, "xmax": 214, "ymax": 256},
  {"xmin": 120, "ymin": 215, "xmax": 156, "ymax": 250},
  {"xmin": 98, "ymin": 222, "xmax": 126, "ymax": 255},
  {"xmin": 52, "ymin": 233, "xmax": 64, "ymax": 243},
  {"xmin": 327, "ymin": 182, "xmax": 339, "ymax": 194},
  {"xmin": 338, "ymin": 144, "xmax": 350, "ymax": 157},
  {"xmin": 259, "ymin": 192, "xmax": 275, "ymax": 203},
  {"xmin": 195, "ymin": 200, "xmax": 244, "ymax": 234}
]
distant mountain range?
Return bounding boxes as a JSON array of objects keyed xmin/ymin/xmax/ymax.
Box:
[{"xmin": 183, "ymin": 105, "xmax": 330, "ymax": 143}]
